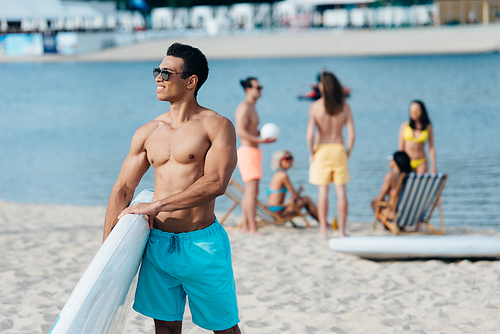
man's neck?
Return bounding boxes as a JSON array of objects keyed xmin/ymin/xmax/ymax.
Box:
[
  {"xmin": 169, "ymin": 98, "xmax": 201, "ymax": 126},
  {"xmin": 245, "ymin": 95, "xmax": 258, "ymax": 106}
]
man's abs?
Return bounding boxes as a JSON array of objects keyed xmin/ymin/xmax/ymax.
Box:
[{"xmin": 153, "ymin": 204, "xmax": 216, "ymax": 233}]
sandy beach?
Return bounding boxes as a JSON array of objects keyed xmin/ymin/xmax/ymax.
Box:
[
  {"xmin": 1, "ymin": 24, "xmax": 500, "ymax": 63},
  {"xmin": 1, "ymin": 200, "xmax": 499, "ymax": 333}
]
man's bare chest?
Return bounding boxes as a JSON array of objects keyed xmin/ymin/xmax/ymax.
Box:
[{"xmin": 144, "ymin": 124, "xmax": 210, "ymax": 168}]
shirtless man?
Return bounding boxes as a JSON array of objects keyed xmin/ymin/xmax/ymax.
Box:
[
  {"xmin": 103, "ymin": 43, "xmax": 240, "ymax": 334},
  {"xmin": 306, "ymin": 71, "xmax": 355, "ymax": 238},
  {"xmin": 234, "ymin": 77, "xmax": 275, "ymax": 234}
]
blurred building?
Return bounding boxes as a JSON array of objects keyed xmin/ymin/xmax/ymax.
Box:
[
  {"xmin": 150, "ymin": 0, "xmax": 438, "ymax": 32},
  {"xmin": 0, "ymin": 0, "xmax": 149, "ymax": 33},
  {"xmin": 0, "ymin": 0, "xmax": 147, "ymax": 55},
  {"xmin": 435, "ymin": 0, "xmax": 500, "ymax": 25},
  {"xmin": 2, "ymin": 0, "xmax": 496, "ymax": 56}
]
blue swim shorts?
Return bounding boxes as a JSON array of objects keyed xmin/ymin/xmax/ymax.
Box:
[{"xmin": 133, "ymin": 220, "xmax": 239, "ymax": 331}]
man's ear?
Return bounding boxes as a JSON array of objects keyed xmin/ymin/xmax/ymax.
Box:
[{"xmin": 186, "ymin": 75, "xmax": 198, "ymax": 91}]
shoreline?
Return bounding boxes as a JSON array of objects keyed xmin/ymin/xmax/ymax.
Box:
[
  {"xmin": 1, "ymin": 24, "xmax": 500, "ymax": 63},
  {"xmin": 0, "ymin": 199, "xmax": 498, "ymax": 230}
]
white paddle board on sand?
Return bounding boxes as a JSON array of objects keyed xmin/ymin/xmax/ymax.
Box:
[
  {"xmin": 50, "ymin": 189, "xmax": 154, "ymax": 334},
  {"xmin": 329, "ymin": 236, "xmax": 500, "ymax": 260}
]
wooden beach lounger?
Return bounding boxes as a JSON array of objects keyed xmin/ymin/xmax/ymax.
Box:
[
  {"xmin": 373, "ymin": 173, "xmax": 448, "ymax": 235},
  {"xmin": 219, "ymin": 179, "xmax": 312, "ymax": 229}
]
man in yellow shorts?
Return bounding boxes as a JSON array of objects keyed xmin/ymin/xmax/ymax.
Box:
[
  {"xmin": 309, "ymin": 144, "xmax": 350, "ymax": 186},
  {"xmin": 235, "ymin": 77, "xmax": 275, "ymax": 234},
  {"xmin": 306, "ymin": 71, "xmax": 355, "ymax": 238}
]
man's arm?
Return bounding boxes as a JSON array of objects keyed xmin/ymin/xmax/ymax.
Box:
[
  {"xmin": 345, "ymin": 104, "xmax": 356, "ymax": 157},
  {"xmin": 118, "ymin": 116, "xmax": 237, "ymax": 220},
  {"xmin": 103, "ymin": 125, "xmax": 150, "ymax": 242}
]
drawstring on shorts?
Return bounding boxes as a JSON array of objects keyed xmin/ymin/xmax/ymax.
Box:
[{"xmin": 168, "ymin": 235, "xmax": 180, "ymax": 253}]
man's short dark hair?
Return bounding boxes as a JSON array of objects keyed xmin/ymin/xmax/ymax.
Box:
[
  {"xmin": 166, "ymin": 43, "xmax": 208, "ymax": 96},
  {"xmin": 240, "ymin": 77, "xmax": 258, "ymax": 90}
]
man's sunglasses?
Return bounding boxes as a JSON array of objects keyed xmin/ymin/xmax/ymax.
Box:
[
  {"xmin": 153, "ymin": 67, "xmax": 187, "ymax": 81},
  {"xmin": 254, "ymin": 86, "xmax": 263, "ymax": 91}
]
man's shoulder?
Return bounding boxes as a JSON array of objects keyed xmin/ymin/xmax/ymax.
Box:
[
  {"xmin": 135, "ymin": 118, "xmax": 163, "ymax": 136},
  {"xmin": 198, "ymin": 108, "xmax": 224, "ymax": 120},
  {"xmin": 198, "ymin": 108, "xmax": 234, "ymax": 129},
  {"xmin": 235, "ymin": 100, "xmax": 255, "ymax": 114}
]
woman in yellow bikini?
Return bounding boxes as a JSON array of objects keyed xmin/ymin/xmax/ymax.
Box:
[{"xmin": 398, "ymin": 100, "xmax": 437, "ymax": 174}]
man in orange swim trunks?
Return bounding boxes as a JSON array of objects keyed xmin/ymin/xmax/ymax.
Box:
[
  {"xmin": 306, "ymin": 71, "xmax": 355, "ymax": 238},
  {"xmin": 235, "ymin": 77, "xmax": 275, "ymax": 234}
]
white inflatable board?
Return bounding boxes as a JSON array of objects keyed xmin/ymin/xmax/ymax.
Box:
[
  {"xmin": 50, "ymin": 189, "xmax": 154, "ymax": 334},
  {"xmin": 329, "ymin": 236, "xmax": 500, "ymax": 260}
]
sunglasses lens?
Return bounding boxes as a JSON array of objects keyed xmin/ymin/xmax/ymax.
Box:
[
  {"xmin": 153, "ymin": 68, "xmax": 169, "ymax": 81},
  {"xmin": 161, "ymin": 70, "xmax": 169, "ymax": 81},
  {"xmin": 153, "ymin": 68, "xmax": 159, "ymax": 78}
]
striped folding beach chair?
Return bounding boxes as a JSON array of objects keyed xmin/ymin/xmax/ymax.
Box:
[
  {"xmin": 373, "ymin": 173, "xmax": 448, "ymax": 235},
  {"xmin": 219, "ymin": 179, "xmax": 312, "ymax": 228}
]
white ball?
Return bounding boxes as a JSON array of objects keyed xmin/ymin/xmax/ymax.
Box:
[{"xmin": 260, "ymin": 123, "xmax": 280, "ymax": 140}]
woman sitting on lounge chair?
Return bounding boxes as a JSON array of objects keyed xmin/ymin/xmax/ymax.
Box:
[
  {"xmin": 371, "ymin": 151, "xmax": 412, "ymax": 220},
  {"xmin": 267, "ymin": 150, "xmax": 319, "ymax": 221}
]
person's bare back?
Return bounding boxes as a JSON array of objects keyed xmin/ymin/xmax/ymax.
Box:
[
  {"xmin": 309, "ymin": 98, "xmax": 353, "ymax": 147},
  {"xmin": 306, "ymin": 70, "xmax": 355, "ymax": 238}
]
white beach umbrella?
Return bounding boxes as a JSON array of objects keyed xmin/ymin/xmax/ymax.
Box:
[
  {"xmin": 392, "ymin": 6, "xmax": 406, "ymax": 27},
  {"xmin": 350, "ymin": 8, "xmax": 366, "ymax": 27},
  {"xmin": 229, "ymin": 3, "xmax": 254, "ymax": 29},
  {"xmin": 38, "ymin": 18, "xmax": 48, "ymax": 31},
  {"xmin": 0, "ymin": 19, "xmax": 8, "ymax": 32},
  {"xmin": 92, "ymin": 15, "xmax": 105, "ymax": 30},
  {"xmin": 50, "ymin": 17, "xmax": 65, "ymax": 30},
  {"xmin": 107, "ymin": 15, "xmax": 117, "ymax": 30},
  {"xmin": 173, "ymin": 7, "xmax": 189, "ymax": 29},
  {"xmin": 132, "ymin": 11, "xmax": 146, "ymax": 29},
  {"xmin": 323, "ymin": 9, "xmax": 349, "ymax": 27},
  {"xmin": 190, "ymin": 6, "xmax": 213, "ymax": 29},
  {"xmin": 151, "ymin": 7, "xmax": 174, "ymax": 29}
]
